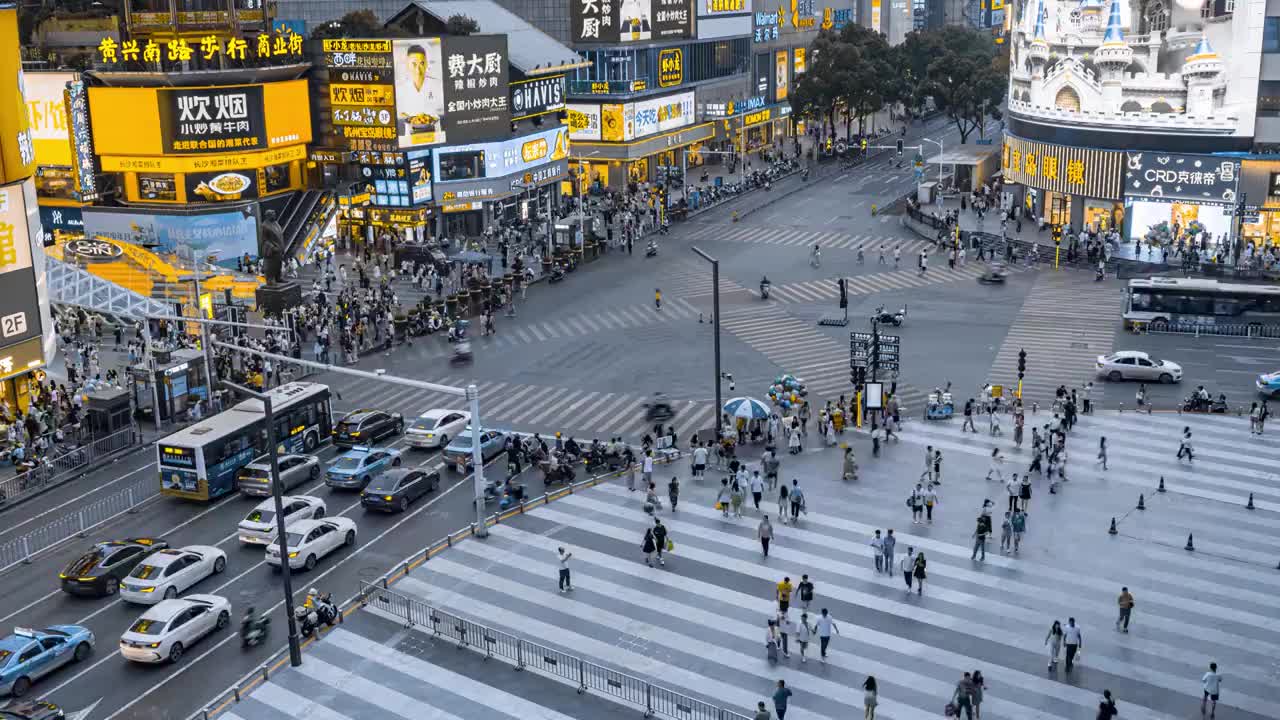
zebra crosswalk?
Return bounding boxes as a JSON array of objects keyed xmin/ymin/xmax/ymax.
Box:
[
  {"xmin": 682, "ymin": 223, "xmax": 933, "ymax": 256},
  {"xmin": 717, "ymin": 305, "xmax": 928, "ymax": 410},
  {"xmin": 660, "ymin": 259, "xmax": 753, "ymax": 299},
  {"xmin": 987, "ymin": 272, "xmax": 1124, "ymax": 404},
  {"xmin": 764, "ymin": 261, "xmax": 1008, "ymax": 304},
  {"xmin": 226, "ymin": 410, "xmax": 1279, "ymax": 720},
  {"xmin": 326, "ymin": 373, "xmax": 722, "ymax": 442}
]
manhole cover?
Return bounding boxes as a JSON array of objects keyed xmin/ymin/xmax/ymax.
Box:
[{"xmin": 1069, "ymin": 342, "xmax": 1090, "ymax": 349}]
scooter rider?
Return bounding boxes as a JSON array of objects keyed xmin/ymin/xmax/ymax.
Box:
[{"xmin": 760, "ymin": 275, "xmax": 771, "ymax": 298}]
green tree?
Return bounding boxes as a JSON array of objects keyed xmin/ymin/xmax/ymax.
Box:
[
  {"xmin": 833, "ymin": 24, "xmax": 894, "ymax": 139},
  {"xmin": 903, "ymin": 28, "xmax": 1006, "ymax": 144},
  {"xmin": 446, "ymin": 14, "xmax": 481, "ymax": 36},
  {"xmin": 791, "ymin": 28, "xmax": 843, "ymax": 140},
  {"xmin": 310, "ymin": 10, "xmax": 386, "ymax": 39}
]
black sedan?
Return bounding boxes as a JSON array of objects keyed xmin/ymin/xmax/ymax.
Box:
[
  {"xmin": 59, "ymin": 538, "xmax": 169, "ymax": 597},
  {"xmin": 360, "ymin": 468, "xmax": 441, "ymax": 512},
  {"xmin": 0, "ymin": 700, "xmax": 65, "ymax": 720},
  {"xmin": 333, "ymin": 409, "xmax": 404, "ymax": 448}
]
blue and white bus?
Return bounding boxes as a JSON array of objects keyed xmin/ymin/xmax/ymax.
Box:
[{"xmin": 158, "ymin": 382, "xmax": 332, "ymax": 501}]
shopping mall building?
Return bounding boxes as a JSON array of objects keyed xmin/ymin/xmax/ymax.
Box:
[{"xmin": 1002, "ymin": 0, "xmax": 1280, "ymax": 253}]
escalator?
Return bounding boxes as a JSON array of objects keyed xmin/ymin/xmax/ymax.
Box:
[{"xmin": 276, "ymin": 189, "xmax": 337, "ymax": 261}]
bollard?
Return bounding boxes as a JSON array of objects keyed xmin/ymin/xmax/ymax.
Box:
[
  {"xmin": 202, "ymin": 709, "xmax": 212, "ymax": 719},
  {"xmin": 1246, "ymin": 493, "xmax": 1255, "ymax": 510},
  {"xmin": 1108, "ymin": 518, "xmax": 1118, "ymax": 535},
  {"xmin": 1157, "ymin": 476, "xmax": 1166, "ymax": 493},
  {"xmin": 126, "ymin": 487, "xmax": 137, "ymax": 513},
  {"xmin": 77, "ymin": 510, "xmax": 87, "ymax": 538},
  {"xmin": 1136, "ymin": 494, "xmax": 1145, "ymax": 510},
  {"xmin": 262, "ymin": 664, "xmax": 271, "ymax": 681},
  {"xmin": 233, "ymin": 686, "xmax": 241, "ymax": 702},
  {"xmin": 20, "ymin": 537, "xmax": 32, "ymax": 564},
  {"xmin": 1185, "ymin": 533, "xmax": 1195, "ymax": 551}
]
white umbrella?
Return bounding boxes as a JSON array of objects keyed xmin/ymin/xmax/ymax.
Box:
[{"xmin": 723, "ymin": 396, "xmax": 770, "ymax": 420}]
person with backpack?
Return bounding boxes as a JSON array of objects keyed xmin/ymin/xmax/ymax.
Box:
[
  {"xmin": 972, "ymin": 512, "xmax": 992, "ymax": 561},
  {"xmin": 1096, "ymin": 690, "xmax": 1118, "ymax": 720},
  {"xmin": 788, "ymin": 479, "xmax": 805, "ymax": 523}
]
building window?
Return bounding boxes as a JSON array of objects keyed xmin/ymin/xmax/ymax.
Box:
[
  {"xmin": 1258, "ymin": 81, "xmax": 1280, "ymax": 117},
  {"xmin": 1265, "ymin": 17, "xmax": 1280, "ymax": 53},
  {"xmin": 1200, "ymin": 0, "xmax": 1212, "ymax": 18},
  {"xmin": 1144, "ymin": 1, "xmax": 1168, "ymax": 33}
]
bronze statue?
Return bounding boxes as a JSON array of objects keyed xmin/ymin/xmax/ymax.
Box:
[{"xmin": 260, "ymin": 209, "xmax": 284, "ymax": 284}]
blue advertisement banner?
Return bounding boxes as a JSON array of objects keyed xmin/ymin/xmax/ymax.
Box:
[{"xmin": 81, "ymin": 205, "xmax": 260, "ymax": 268}]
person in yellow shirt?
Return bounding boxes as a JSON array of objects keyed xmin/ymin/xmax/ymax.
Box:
[
  {"xmin": 776, "ymin": 576, "xmax": 794, "ymax": 614},
  {"xmin": 654, "ymin": 287, "xmax": 662, "ymax": 311}
]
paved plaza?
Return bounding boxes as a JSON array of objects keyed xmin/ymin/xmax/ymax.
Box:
[{"xmin": 220, "ymin": 408, "xmax": 1278, "ymax": 720}]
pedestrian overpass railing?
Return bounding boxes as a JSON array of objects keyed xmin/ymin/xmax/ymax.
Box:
[
  {"xmin": 356, "ymin": 582, "xmax": 753, "ymax": 720},
  {"xmin": 1137, "ymin": 319, "xmax": 1280, "ymax": 340}
]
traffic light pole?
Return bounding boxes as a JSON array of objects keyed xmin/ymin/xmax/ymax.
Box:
[{"xmin": 1017, "ymin": 348, "xmax": 1027, "ymax": 400}]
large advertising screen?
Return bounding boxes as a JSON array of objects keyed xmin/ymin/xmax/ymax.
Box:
[
  {"xmin": 324, "ymin": 39, "xmax": 397, "ymax": 150},
  {"xmin": 87, "ymin": 80, "xmax": 311, "ymax": 157},
  {"xmin": 572, "ymin": 0, "xmax": 695, "ymax": 43},
  {"xmin": 392, "ymin": 36, "xmax": 513, "ymax": 148},
  {"xmin": 25, "ymin": 72, "xmax": 75, "ymax": 168},
  {"xmin": 1008, "ymin": 2, "xmax": 1262, "ymax": 140},
  {"xmin": 82, "ymin": 206, "xmax": 260, "ymax": 268},
  {"xmin": 433, "ymin": 125, "xmax": 570, "ymax": 183},
  {"xmin": 0, "ymin": 7, "xmax": 35, "ymax": 185},
  {"xmin": 568, "ymin": 91, "xmax": 695, "ymax": 143}
]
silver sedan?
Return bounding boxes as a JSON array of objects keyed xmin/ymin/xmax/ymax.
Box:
[{"xmin": 237, "ymin": 454, "xmax": 321, "ymax": 497}]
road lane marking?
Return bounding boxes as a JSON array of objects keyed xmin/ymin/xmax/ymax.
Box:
[{"xmin": 94, "ymin": 464, "xmax": 481, "ymax": 720}]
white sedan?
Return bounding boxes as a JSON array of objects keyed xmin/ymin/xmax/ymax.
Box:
[
  {"xmin": 1096, "ymin": 350, "xmax": 1183, "ymax": 383},
  {"xmin": 405, "ymin": 409, "xmax": 471, "ymax": 449},
  {"xmin": 265, "ymin": 518, "xmax": 357, "ymax": 572},
  {"xmin": 118, "ymin": 594, "xmax": 231, "ymax": 664},
  {"xmin": 119, "ymin": 546, "xmax": 227, "ymax": 604},
  {"xmin": 238, "ymin": 496, "xmax": 327, "ymax": 546}
]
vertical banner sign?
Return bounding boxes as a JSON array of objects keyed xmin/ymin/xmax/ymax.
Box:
[
  {"xmin": 324, "ymin": 38, "xmax": 397, "ymax": 151},
  {"xmin": 774, "ymin": 50, "xmax": 789, "ymax": 102},
  {"xmin": 794, "ymin": 47, "xmax": 806, "ymax": 76},
  {"xmin": 393, "ymin": 38, "xmax": 446, "ymax": 148},
  {"xmin": 441, "ymin": 35, "xmax": 511, "ymax": 144},
  {"xmin": 65, "ymin": 81, "xmax": 98, "ymax": 200},
  {"xmin": 0, "ymin": 5, "xmax": 36, "ymax": 185},
  {"xmin": 871, "ymin": 0, "xmax": 882, "ymax": 32}
]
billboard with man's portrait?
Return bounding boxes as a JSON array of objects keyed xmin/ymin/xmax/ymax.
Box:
[{"xmin": 393, "ymin": 38, "xmax": 447, "ymax": 148}]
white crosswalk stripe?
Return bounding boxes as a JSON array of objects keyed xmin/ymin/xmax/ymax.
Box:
[
  {"xmin": 682, "ymin": 222, "xmax": 935, "ymax": 256},
  {"xmin": 660, "ymin": 260, "xmax": 752, "ymax": 299},
  {"xmin": 987, "ymin": 273, "xmax": 1124, "ymax": 404},
  {"xmin": 229, "ymin": 409, "xmax": 1277, "ymax": 720},
  {"xmin": 763, "ymin": 262, "xmax": 1004, "ymax": 304}
]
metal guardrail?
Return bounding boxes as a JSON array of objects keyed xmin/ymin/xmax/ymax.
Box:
[
  {"xmin": 0, "ymin": 426, "xmax": 141, "ymax": 509},
  {"xmin": 358, "ymin": 583, "xmax": 752, "ymax": 720},
  {"xmin": 0, "ymin": 476, "xmax": 154, "ymax": 573},
  {"xmin": 1138, "ymin": 319, "xmax": 1280, "ymax": 339},
  {"xmin": 191, "ymin": 451, "xmax": 701, "ymax": 720}
]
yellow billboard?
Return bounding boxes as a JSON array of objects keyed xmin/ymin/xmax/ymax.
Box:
[
  {"xmin": 88, "ymin": 79, "xmax": 312, "ymax": 157},
  {"xmin": 25, "ymin": 72, "xmax": 76, "ymax": 168},
  {"xmin": 775, "ymin": 50, "xmax": 789, "ymax": 102},
  {"xmin": 0, "ymin": 7, "xmax": 36, "ymax": 184}
]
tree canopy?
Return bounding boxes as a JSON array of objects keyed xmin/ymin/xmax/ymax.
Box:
[{"xmin": 791, "ymin": 25, "xmax": 1005, "ymax": 144}]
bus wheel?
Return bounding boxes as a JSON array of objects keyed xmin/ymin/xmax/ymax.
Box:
[{"xmin": 305, "ymin": 433, "xmax": 318, "ymax": 452}]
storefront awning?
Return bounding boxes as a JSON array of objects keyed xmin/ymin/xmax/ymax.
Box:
[{"xmin": 571, "ymin": 123, "xmax": 716, "ymax": 162}]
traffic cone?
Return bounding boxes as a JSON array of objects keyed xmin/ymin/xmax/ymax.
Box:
[
  {"xmin": 1185, "ymin": 533, "xmax": 1195, "ymax": 551},
  {"xmin": 1157, "ymin": 476, "xmax": 1167, "ymax": 493},
  {"xmin": 1136, "ymin": 493, "xmax": 1145, "ymax": 510},
  {"xmin": 1246, "ymin": 493, "xmax": 1255, "ymax": 510},
  {"xmin": 1108, "ymin": 517, "xmax": 1118, "ymax": 535}
]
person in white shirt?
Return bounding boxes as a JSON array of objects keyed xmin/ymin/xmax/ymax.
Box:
[
  {"xmin": 642, "ymin": 451, "xmax": 654, "ymax": 486},
  {"xmin": 691, "ymin": 443, "xmax": 708, "ymax": 478},
  {"xmin": 899, "ymin": 546, "xmax": 915, "ymax": 592},
  {"xmin": 869, "ymin": 530, "xmax": 885, "ymax": 572},
  {"xmin": 815, "ymin": 608, "xmax": 840, "ymax": 662},
  {"xmin": 1062, "ymin": 617, "xmax": 1083, "ymax": 671},
  {"xmin": 557, "ymin": 547, "xmax": 573, "ymax": 592},
  {"xmin": 749, "ymin": 471, "xmax": 766, "ymax": 510},
  {"xmin": 1201, "ymin": 662, "xmax": 1222, "ymax": 718},
  {"xmin": 794, "ymin": 612, "xmax": 815, "ymax": 662}
]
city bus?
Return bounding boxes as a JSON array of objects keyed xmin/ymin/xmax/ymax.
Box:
[
  {"xmin": 1123, "ymin": 277, "xmax": 1280, "ymax": 331},
  {"xmin": 158, "ymin": 382, "xmax": 332, "ymax": 501}
]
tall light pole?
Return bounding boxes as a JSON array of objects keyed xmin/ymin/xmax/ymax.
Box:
[
  {"xmin": 219, "ymin": 379, "xmax": 303, "ymax": 667},
  {"xmin": 691, "ymin": 246, "xmax": 722, "ymax": 438},
  {"xmin": 921, "ymin": 137, "xmax": 944, "ymax": 184}
]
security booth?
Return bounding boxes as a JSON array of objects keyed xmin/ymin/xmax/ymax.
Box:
[
  {"xmin": 85, "ymin": 387, "xmax": 134, "ymax": 436},
  {"xmin": 129, "ymin": 348, "xmax": 209, "ymax": 422}
]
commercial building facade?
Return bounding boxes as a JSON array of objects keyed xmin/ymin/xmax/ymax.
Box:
[{"xmin": 1002, "ymin": 0, "xmax": 1280, "ymax": 254}]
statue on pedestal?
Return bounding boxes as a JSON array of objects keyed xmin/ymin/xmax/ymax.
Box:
[{"xmin": 260, "ymin": 209, "xmax": 284, "ymax": 284}]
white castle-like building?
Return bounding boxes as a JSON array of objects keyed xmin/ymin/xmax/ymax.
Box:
[{"xmin": 1008, "ymin": 0, "xmax": 1254, "ymax": 136}]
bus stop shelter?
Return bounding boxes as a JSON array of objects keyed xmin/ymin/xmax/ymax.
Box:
[{"xmin": 925, "ymin": 145, "xmax": 1000, "ymax": 193}]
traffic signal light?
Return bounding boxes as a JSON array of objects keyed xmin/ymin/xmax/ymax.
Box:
[
  {"xmin": 860, "ymin": 138, "xmax": 867, "ymax": 153},
  {"xmin": 896, "ymin": 139, "xmax": 904, "ymax": 155},
  {"xmin": 851, "ymin": 366, "xmax": 866, "ymax": 386},
  {"xmin": 1017, "ymin": 348, "xmax": 1027, "ymax": 380},
  {"xmin": 1051, "ymin": 225, "xmax": 1062, "ymax": 244}
]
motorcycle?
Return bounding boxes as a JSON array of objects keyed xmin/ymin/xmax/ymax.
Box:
[
  {"xmin": 549, "ymin": 265, "xmax": 566, "ymax": 283},
  {"xmin": 645, "ymin": 240, "xmax": 659, "ymax": 257},
  {"xmin": 644, "ymin": 399, "xmax": 675, "ymax": 422},
  {"xmin": 871, "ymin": 304, "xmax": 907, "ymax": 327},
  {"xmin": 759, "ymin": 278, "xmax": 771, "ymax": 300},
  {"xmin": 296, "ymin": 591, "xmax": 338, "ymax": 636},
  {"xmin": 240, "ymin": 613, "xmax": 270, "ymax": 648},
  {"xmin": 1181, "ymin": 394, "xmax": 1229, "ymax": 414},
  {"xmin": 450, "ymin": 339, "xmax": 473, "ymax": 364},
  {"xmin": 541, "ymin": 458, "xmax": 577, "ymax": 486}
]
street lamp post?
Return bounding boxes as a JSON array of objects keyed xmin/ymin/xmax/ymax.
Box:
[
  {"xmin": 691, "ymin": 246, "xmax": 722, "ymax": 438},
  {"xmin": 219, "ymin": 379, "xmax": 303, "ymax": 667},
  {"xmin": 921, "ymin": 137, "xmax": 944, "ymax": 185}
]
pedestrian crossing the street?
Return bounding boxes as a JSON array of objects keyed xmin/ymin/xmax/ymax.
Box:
[
  {"xmin": 763, "ymin": 262, "xmax": 1009, "ymax": 305},
  {"xmin": 717, "ymin": 306, "xmax": 927, "ymax": 411},
  {"xmin": 325, "ymin": 374, "xmax": 721, "ymax": 443},
  {"xmin": 226, "ymin": 411, "xmax": 1278, "ymax": 720},
  {"xmin": 987, "ymin": 272, "xmax": 1124, "ymax": 405},
  {"xmin": 682, "ymin": 223, "xmax": 933, "ymax": 256}
]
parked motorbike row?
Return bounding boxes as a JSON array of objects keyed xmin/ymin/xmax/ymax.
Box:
[{"xmin": 695, "ymin": 158, "xmax": 800, "ymax": 205}]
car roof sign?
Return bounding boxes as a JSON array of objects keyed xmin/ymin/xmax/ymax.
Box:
[{"xmin": 13, "ymin": 627, "xmax": 36, "ymax": 638}]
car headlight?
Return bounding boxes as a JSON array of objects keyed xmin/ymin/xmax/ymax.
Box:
[
  {"xmin": 425, "ymin": 433, "xmax": 434, "ymax": 439},
  {"xmin": 148, "ymin": 642, "xmax": 160, "ymax": 648},
  {"xmin": 350, "ymin": 431, "xmax": 361, "ymax": 438},
  {"xmin": 288, "ymin": 552, "xmax": 298, "ymax": 558},
  {"xmin": 384, "ymin": 495, "xmax": 393, "ymax": 501}
]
